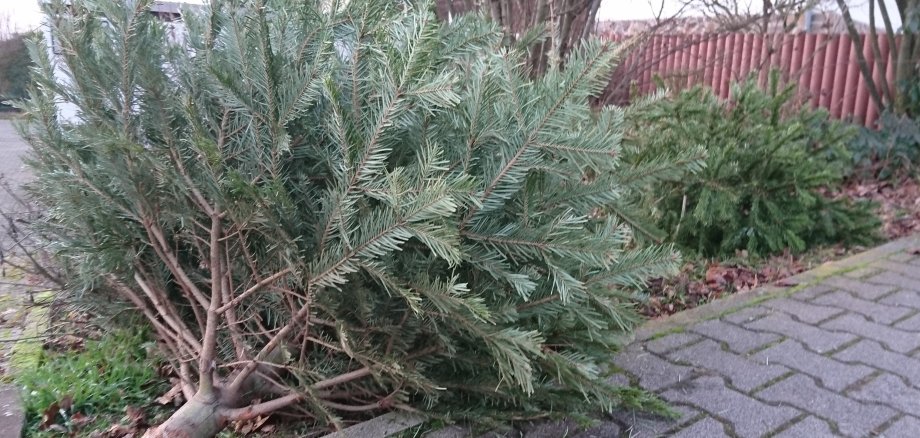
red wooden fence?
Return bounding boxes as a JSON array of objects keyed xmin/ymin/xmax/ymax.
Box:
[{"xmin": 605, "ymin": 33, "xmax": 898, "ymax": 128}]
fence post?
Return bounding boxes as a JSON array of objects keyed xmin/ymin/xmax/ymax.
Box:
[{"xmin": 820, "ymin": 35, "xmax": 839, "ymax": 109}]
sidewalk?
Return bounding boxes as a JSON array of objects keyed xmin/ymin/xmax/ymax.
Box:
[{"xmin": 600, "ymin": 234, "xmax": 920, "ymax": 437}]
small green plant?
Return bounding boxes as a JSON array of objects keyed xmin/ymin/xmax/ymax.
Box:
[
  {"xmin": 627, "ymin": 72, "xmax": 880, "ymax": 257},
  {"xmin": 849, "ymin": 112, "xmax": 920, "ymax": 180},
  {"xmin": 16, "ymin": 327, "xmax": 169, "ymax": 436}
]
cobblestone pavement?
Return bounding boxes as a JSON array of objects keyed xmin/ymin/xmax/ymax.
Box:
[{"xmin": 599, "ymin": 238, "xmax": 920, "ymax": 438}]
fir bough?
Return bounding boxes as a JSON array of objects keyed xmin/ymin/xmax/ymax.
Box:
[{"xmin": 20, "ymin": 0, "xmax": 679, "ymax": 433}]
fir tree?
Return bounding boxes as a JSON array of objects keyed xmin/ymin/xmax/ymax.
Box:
[
  {"xmin": 21, "ymin": 0, "xmax": 681, "ymax": 435},
  {"xmin": 626, "ymin": 73, "xmax": 880, "ymax": 257}
]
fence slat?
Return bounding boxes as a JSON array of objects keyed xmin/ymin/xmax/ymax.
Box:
[
  {"xmin": 800, "ymin": 34, "xmax": 817, "ymax": 104},
  {"xmin": 819, "ymin": 36, "xmax": 839, "ymax": 109},
  {"xmin": 842, "ymin": 37, "xmax": 861, "ymax": 119}
]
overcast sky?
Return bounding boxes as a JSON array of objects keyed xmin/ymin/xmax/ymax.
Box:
[{"xmin": 0, "ymin": 0, "xmax": 900, "ymax": 33}]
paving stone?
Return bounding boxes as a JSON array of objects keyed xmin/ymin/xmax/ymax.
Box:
[
  {"xmin": 792, "ymin": 284, "xmax": 836, "ymax": 300},
  {"xmin": 745, "ymin": 313, "xmax": 856, "ymax": 353},
  {"xmin": 873, "ymin": 260, "xmax": 920, "ymax": 281},
  {"xmin": 478, "ymin": 431, "xmax": 514, "ymax": 438},
  {"xmin": 611, "ymin": 346, "xmax": 696, "ymax": 391},
  {"xmin": 756, "ymin": 374, "xmax": 895, "ymax": 438},
  {"xmin": 646, "ymin": 332, "xmax": 702, "ymax": 355},
  {"xmin": 880, "ymin": 416, "xmax": 920, "ymax": 438},
  {"xmin": 866, "ymin": 272, "xmax": 920, "ymax": 293},
  {"xmin": 722, "ymin": 306, "xmax": 772, "ymax": 325},
  {"xmin": 572, "ymin": 422, "xmax": 620, "ymax": 438},
  {"xmin": 690, "ymin": 319, "xmax": 781, "ymax": 354},
  {"xmin": 773, "ymin": 416, "xmax": 835, "ymax": 438},
  {"xmin": 822, "ymin": 313, "xmax": 920, "ymax": 353},
  {"xmin": 844, "ymin": 266, "xmax": 883, "ymax": 279},
  {"xmin": 606, "ymin": 373, "xmax": 630, "ymax": 387},
  {"xmin": 671, "ymin": 417, "xmax": 729, "ymax": 438},
  {"xmin": 880, "ymin": 290, "xmax": 920, "ymax": 311},
  {"xmin": 834, "ymin": 340, "xmax": 920, "ymax": 387},
  {"xmin": 813, "ymin": 291, "xmax": 913, "ymax": 324},
  {"xmin": 519, "ymin": 419, "xmax": 579, "ymax": 438},
  {"xmin": 894, "ymin": 312, "xmax": 920, "ymax": 332},
  {"xmin": 765, "ymin": 298, "xmax": 844, "ymax": 324},
  {"xmin": 667, "ymin": 339, "xmax": 789, "ymax": 392},
  {"xmin": 753, "ymin": 339, "xmax": 874, "ymax": 391},
  {"xmin": 822, "ymin": 276, "xmax": 897, "ymax": 300},
  {"xmin": 662, "ymin": 376, "xmax": 799, "ymax": 438},
  {"xmin": 425, "ymin": 425, "xmax": 472, "ymax": 438},
  {"xmin": 888, "ymin": 252, "xmax": 917, "ymax": 263},
  {"xmin": 613, "ymin": 404, "xmax": 698, "ymax": 438},
  {"xmin": 850, "ymin": 374, "xmax": 920, "ymax": 415}
]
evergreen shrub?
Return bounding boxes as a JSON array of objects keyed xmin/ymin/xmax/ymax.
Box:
[{"xmin": 626, "ymin": 73, "xmax": 879, "ymax": 257}]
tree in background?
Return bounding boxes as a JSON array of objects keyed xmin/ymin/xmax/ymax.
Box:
[
  {"xmin": 0, "ymin": 30, "xmax": 35, "ymax": 110},
  {"xmin": 836, "ymin": 0, "xmax": 920, "ymax": 117},
  {"xmin": 23, "ymin": 0, "xmax": 681, "ymax": 436},
  {"xmin": 434, "ymin": 0, "xmax": 602, "ymax": 75}
]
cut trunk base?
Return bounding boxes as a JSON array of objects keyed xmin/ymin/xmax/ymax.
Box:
[{"xmin": 143, "ymin": 396, "xmax": 228, "ymax": 438}]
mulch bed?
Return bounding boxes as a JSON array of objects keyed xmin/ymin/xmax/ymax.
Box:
[{"xmin": 640, "ymin": 176, "xmax": 920, "ymax": 318}]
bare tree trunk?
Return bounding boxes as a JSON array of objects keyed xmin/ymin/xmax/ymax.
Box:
[
  {"xmin": 868, "ymin": 0, "xmax": 893, "ymax": 103},
  {"xmin": 435, "ymin": 0, "xmax": 597, "ymax": 75},
  {"xmin": 836, "ymin": 0, "xmax": 887, "ymax": 113},
  {"xmin": 581, "ymin": 0, "xmax": 601, "ymax": 40},
  {"xmin": 895, "ymin": 0, "xmax": 920, "ymax": 114}
]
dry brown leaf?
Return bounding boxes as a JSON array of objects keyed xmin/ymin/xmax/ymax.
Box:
[{"xmin": 155, "ymin": 384, "xmax": 183, "ymax": 405}]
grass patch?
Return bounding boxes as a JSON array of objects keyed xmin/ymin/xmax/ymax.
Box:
[
  {"xmin": 646, "ymin": 326, "xmax": 685, "ymax": 341},
  {"xmin": 15, "ymin": 326, "xmax": 171, "ymax": 437}
]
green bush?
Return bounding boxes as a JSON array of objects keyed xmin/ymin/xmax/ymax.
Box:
[
  {"xmin": 16, "ymin": 328, "xmax": 169, "ymax": 436},
  {"xmin": 0, "ymin": 32, "xmax": 35, "ymax": 110},
  {"xmin": 849, "ymin": 112, "xmax": 920, "ymax": 179},
  {"xmin": 626, "ymin": 73, "xmax": 879, "ymax": 257}
]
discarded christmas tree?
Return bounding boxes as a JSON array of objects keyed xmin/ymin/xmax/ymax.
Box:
[{"xmin": 22, "ymin": 0, "xmax": 681, "ymax": 436}]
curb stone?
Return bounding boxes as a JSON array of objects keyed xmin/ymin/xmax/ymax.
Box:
[
  {"xmin": 0, "ymin": 385, "xmax": 23, "ymax": 438},
  {"xmin": 322, "ymin": 412, "xmax": 426, "ymax": 438}
]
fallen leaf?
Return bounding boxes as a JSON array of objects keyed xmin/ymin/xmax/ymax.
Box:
[
  {"xmin": 39, "ymin": 401, "xmax": 59, "ymax": 430},
  {"xmin": 155, "ymin": 384, "xmax": 183, "ymax": 405},
  {"xmin": 125, "ymin": 405, "xmax": 146, "ymax": 427},
  {"xmin": 70, "ymin": 411, "xmax": 92, "ymax": 427},
  {"xmin": 101, "ymin": 424, "xmax": 134, "ymax": 438}
]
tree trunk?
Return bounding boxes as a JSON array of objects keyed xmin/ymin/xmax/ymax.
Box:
[
  {"xmin": 895, "ymin": 0, "xmax": 920, "ymax": 114},
  {"xmin": 143, "ymin": 395, "xmax": 228, "ymax": 438}
]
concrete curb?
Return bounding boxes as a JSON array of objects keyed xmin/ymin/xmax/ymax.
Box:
[
  {"xmin": 321, "ymin": 412, "xmax": 426, "ymax": 438},
  {"xmin": 0, "ymin": 386, "xmax": 24, "ymax": 438}
]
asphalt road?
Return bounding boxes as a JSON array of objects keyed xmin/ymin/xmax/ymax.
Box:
[{"xmin": 0, "ymin": 119, "xmax": 30, "ymax": 213}]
